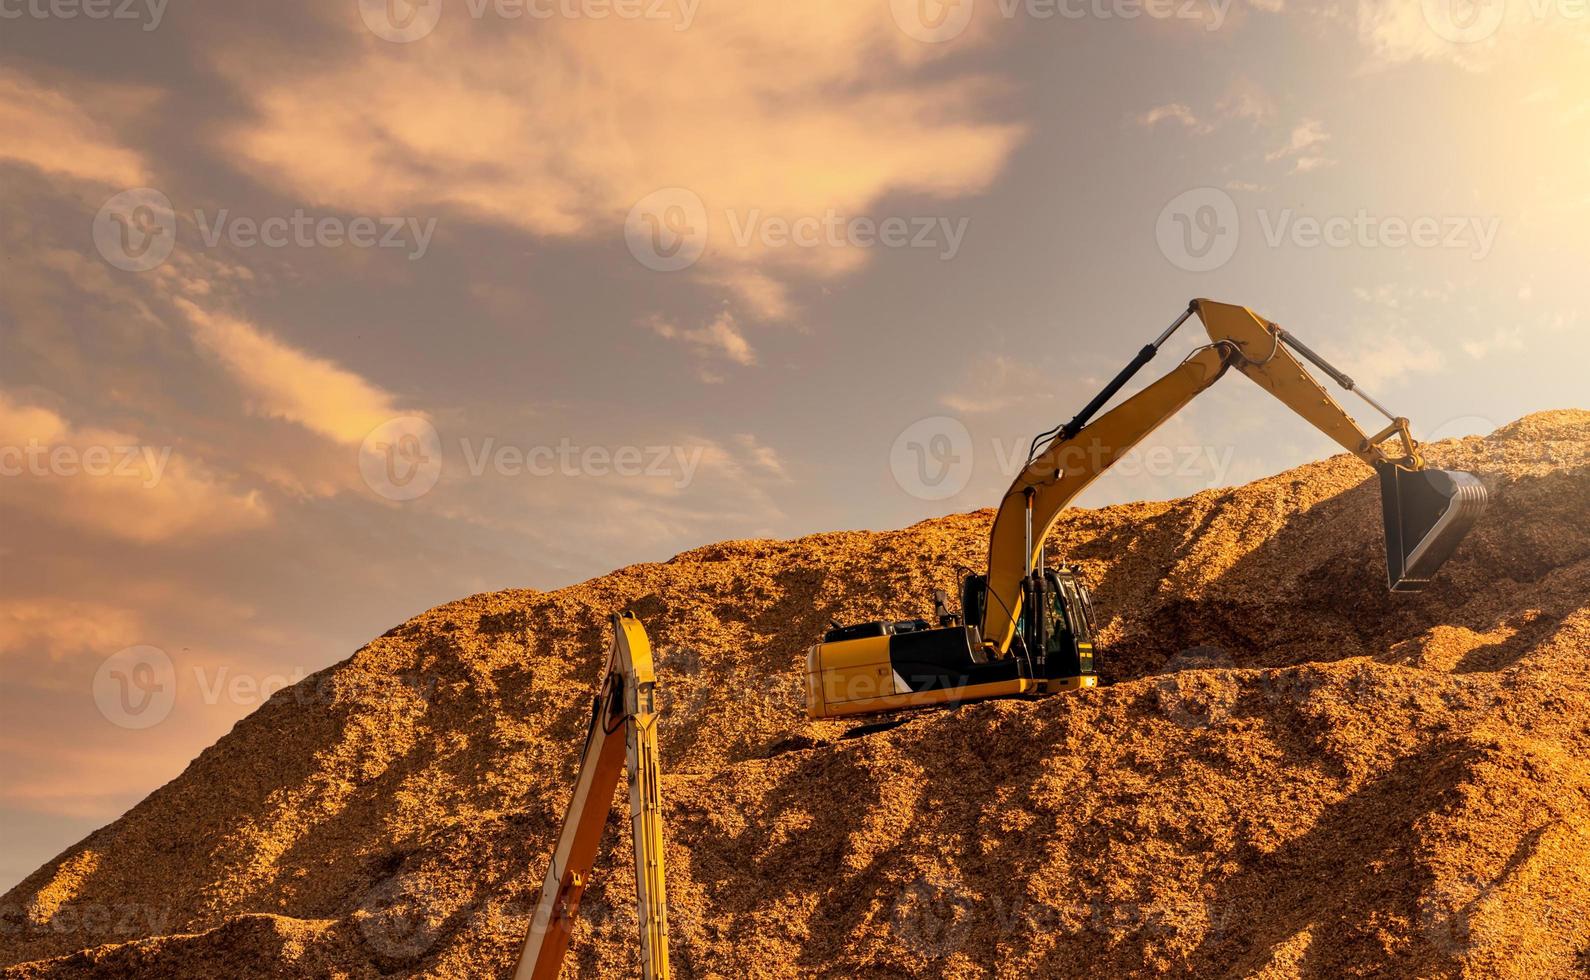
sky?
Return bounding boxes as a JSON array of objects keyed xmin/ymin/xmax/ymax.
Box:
[{"xmin": 0, "ymin": 0, "xmax": 1586, "ymax": 890}]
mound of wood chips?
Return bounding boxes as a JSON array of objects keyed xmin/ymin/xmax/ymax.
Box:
[{"xmin": 3, "ymin": 410, "xmax": 1587, "ymax": 979}]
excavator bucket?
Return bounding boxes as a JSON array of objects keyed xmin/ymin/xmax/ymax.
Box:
[{"xmin": 1377, "ymin": 463, "xmax": 1489, "ymax": 591}]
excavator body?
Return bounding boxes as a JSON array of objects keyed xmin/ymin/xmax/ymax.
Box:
[
  {"xmin": 806, "ymin": 567, "xmax": 1098, "ymax": 719},
  {"xmin": 807, "ymin": 299, "xmax": 1489, "ymax": 721}
]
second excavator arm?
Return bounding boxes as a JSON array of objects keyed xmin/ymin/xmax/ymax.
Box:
[
  {"xmin": 516, "ymin": 611, "xmax": 669, "ymax": 980},
  {"xmin": 978, "ymin": 298, "xmax": 1487, "ymax": 655}
]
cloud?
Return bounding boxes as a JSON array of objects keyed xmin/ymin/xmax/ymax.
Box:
[
  {"xmin": 0, "ymin": 598, "xmax": 144, "ymax": 664},
  {"xmin": 447, "ymin": 429, "xmax": 793, "ymax": 555},
  {"xmin": 1461, "ymin": 325, "xmax": 1527, "ymax": 359},
  {"xmin": 705, "ymin": 269, "xmax": 795, "ymax": 323},
  {"xmin": 643, "ymin": 311, "xmax": 757, "ymax": 378},
  {"xmin": 1134, "ymin": 77, "xmax": 1272, "ymax": 137},
  {"xmin": 0, "ymin": 392, "xmax": 270, "ymax": 543},
  {"xmin": 1353, "ymin": 0, "xmax": 1588, "ymax": 72},
  {"xmin": 0, "ymin": 68, "xmax": 155, "ymax": 187},
  {"xmin": 207, "ymin": 5, "xmax": 1025, "ymax": 321},
  {"xmin": 734, "ymin": 433, "xmax": 789, "ymax": 481},
  {"xmin": 940, "ymin": 354, "xmax": 1055, "ymax": 414},
  {"xmin": 1266, "ymin": 118, "xmax": 1335, "ymax": 172},
  {"xmin": 1136, "ymin": 103, "xmax": 1208, "ymax": 132},
  {"xmin": 1347, "ymin": 333, "xmax": 1445, "ymax": 388},
  {"xmin": 1216, "ymin": 75, "xmax": 1276, "ymax": 123},
  {"xmin": 175, "ymin": 300, "xmax": 409, "ymax": 445}
]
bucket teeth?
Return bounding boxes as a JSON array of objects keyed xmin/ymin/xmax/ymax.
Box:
[{"xmin": 1378, "ymin": 463, "xmax": 1489, "ymax": 591}]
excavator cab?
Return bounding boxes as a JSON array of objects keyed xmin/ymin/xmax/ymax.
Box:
[
  {"xmin": 967, "ymin": 568, "xmax": 1097, "ymax": 677},
  {"xmin": 1035, "ymin": 568, "xmax": 1098, "ymax": 677}
]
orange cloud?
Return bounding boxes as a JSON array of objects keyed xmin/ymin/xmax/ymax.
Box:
[
  {"xmin": 643, "ymin": 310, "xmax": 756, "ymax": 379},
  {"xmin": 175, "ymin": 300, "xmax": 410, "ymax": 446},
  {"xmin": 0, "ymin": 392, "xmax": 270, "ymax": 543},
  {"xmin": 0, "ymin": 599, "xmax": 144, "ymax": 666},
  {"xmin": 210, "ymin": 4, "xmax": 1025, "ymax": 320},
  {"xmin": 0, "ymin": 68, "xmax": 155, "ymax": 187}
]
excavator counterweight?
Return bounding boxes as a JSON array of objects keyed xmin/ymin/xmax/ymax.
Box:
[{"xmin": 806, "ymin": 299, "xmax": 1489, "ymax": 721}]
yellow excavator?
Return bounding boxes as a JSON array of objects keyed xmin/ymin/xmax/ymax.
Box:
[
  {"xmin": 516, "ymin": 612, "xmax": 670, "ymax": 980},
  {"xmin": 806, "ymin": 299, "xmax": 1489, "ymax": 719}
]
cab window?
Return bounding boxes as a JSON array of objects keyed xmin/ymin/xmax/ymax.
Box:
[{"xmin": 1059, "ymin": 578, "xmax": 1093, "ymax": 641}]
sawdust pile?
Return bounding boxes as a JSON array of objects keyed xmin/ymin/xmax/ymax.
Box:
[{"xmin": 3, "ymin": 410, "xmax": 1588, "ymax": 978}]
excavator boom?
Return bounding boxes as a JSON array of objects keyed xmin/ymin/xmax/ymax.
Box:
[
  {"xmin": 979, "ymin": 298, "xmax": 1487, "ymax": 652},
  {"xmin": 516, "ymin": 612, "xmax": 669, "ymax": 980}
]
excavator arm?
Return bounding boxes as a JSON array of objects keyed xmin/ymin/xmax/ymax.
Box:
[
  {"xmin": 516, "ymin": 612, "xmax": 669, "ymax": 980},
  {"xmin": 978, "ymin": 299, "xmax": 1487, "ymax": 654}
]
